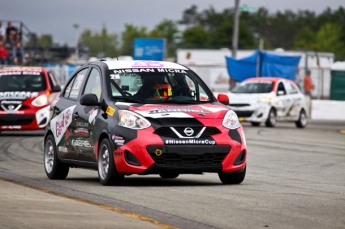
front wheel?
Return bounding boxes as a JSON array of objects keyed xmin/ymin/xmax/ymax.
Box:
[
  {"xmin": 44, "ymin": 135, "xmax": 69, "ymax": 179},
  {"xmin": 98, "ymin": 138, "xmax": 124, "ymax": 186},
  {"xmin": 265, "ymin": 108, "xmax": 277, "ymax": 127},
  {"xmin": 295, "ymin": 109, "xmax": 307, "ymax": 128},
  {"xmin": 218, "ymin": 166, "xmax": 246, "ymax": 184},
  {"xmin": 159, "ymin": 173, "xmax": 179, "ymax": 179}
]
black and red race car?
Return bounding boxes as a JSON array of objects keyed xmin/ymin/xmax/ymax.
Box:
[
  {"xmin": 0, "ymin": 67, "xmax": 61, "ymax": 132},
  {"xmin": 44, "ymin": 60, "xmax": 247, "ymax": 185}
]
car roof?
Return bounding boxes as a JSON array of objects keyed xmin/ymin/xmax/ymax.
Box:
[
  {"xmin": 245, "ymin": 77, "xmax": 283, "ymax": 82},
  {"xmin": 101, "ymin": 60, "xmax": 188, "ymax": 70},
  {"xmin": 244, "ymin": 77, "xmax": 298, "ymax": 86}
]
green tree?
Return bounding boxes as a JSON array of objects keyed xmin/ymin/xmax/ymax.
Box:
[
  {"xmin": 315, "ymin": 23, "xmax": 345, "ymax": 58},
  {"xmin": 39, "ymin": 34, "xmax": 53, "ymax": 48},
  {"xmin": 79, "ymin": 25, "xmax": 118, "ymax": 58},
  {"xmin": 120, "ymin": 24, "xmax": 148, "ymax": 56},
  {"xmin": 293, "ymin": 27, "xmax": 317, "ymax": 50},
  {"xmin": 149, "ymin": 19, "xmax": 179, "ymax": 57}
]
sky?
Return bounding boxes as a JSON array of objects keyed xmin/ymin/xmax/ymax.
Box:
[{"xmin": 1, "ymin": 0, "xmax": 344, "ymax": 46}]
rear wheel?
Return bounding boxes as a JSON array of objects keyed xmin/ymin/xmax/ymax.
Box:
[
  {"xmin": 159, "ymin": 173, "xmax": 179, "ymax": 179},
  {"xmin": 98, "ymin": 138, "xmax": 124, "ymax": 186},
  {"xmin": 251, "ymin": 122, "xmax": 260, "ymax": 127},
  {"xmin": 265, "ymin": 108, "xmax": 277, "ymax": 127},
  {"xmin": 218, "ymin": 166, "xmax": 246, "ymax": 184},
  {"xmin": 295, "ymin": 109, "xmax": 307, "ymax": 128},
  {"xmin": 44, "ymin": 135, "xmax": 69, "ymax": 179}
]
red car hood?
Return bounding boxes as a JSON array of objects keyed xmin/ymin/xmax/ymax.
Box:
[{"xmin": 128, "ymin": 103, "xmax": 229, "ymax": 119}]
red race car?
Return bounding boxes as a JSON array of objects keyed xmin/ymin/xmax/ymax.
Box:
[
  {"xmin": 0, "ymin": 67, "xmax": 61, "ymax": 132},
  {"xmin": 44, "ymin": 60, "xmax": 247, "ymax": 185}
]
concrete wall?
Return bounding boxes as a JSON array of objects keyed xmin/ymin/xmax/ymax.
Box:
[{"xmin": 311, "ymin": 100, "xmax": 345, "ymax": 121}]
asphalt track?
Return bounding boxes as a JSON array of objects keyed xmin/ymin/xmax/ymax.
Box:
[{"xmin": 0, "ymin": 120, "xmax": 344, "ymax": 229}]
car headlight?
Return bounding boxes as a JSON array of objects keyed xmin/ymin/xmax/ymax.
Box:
[
  {"xmin": 258, "ymin": 97, "xmax": 273, "ymax": 103},
  {"xmin": 118, "ymin": 110, "xmax": 151, "ymax": 129},
  {"xmin": 32, "ymin": 94, "xmax": 48, "ymax": 107},
  {"xmin": 222, "ymin": 110, "xmax": 241, "ymax": 129}
]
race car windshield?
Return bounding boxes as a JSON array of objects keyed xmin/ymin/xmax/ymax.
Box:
[
  {"xmin": 108, "ymin": 69, "xmax": 214, "ymax": 104},
  {"xmin": 0, "ymin": 72, "xmax": 46, "ymax": 92},
  {"xmin": 232, "ymin": 82, "xmax": 273, "ymax": 93}
]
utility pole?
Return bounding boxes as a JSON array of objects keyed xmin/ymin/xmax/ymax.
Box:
[
  {"xmin": 73, "ymin": 23, "xmax": 79, "ymax": 61},
  {"xmin": 232, "ymin": 0, "xmax": 240, "ymax": 58}
]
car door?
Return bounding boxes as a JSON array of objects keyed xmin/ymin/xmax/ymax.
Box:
[
  {"xmin": 51, "ymin": 68, "xmax": 89, "ymax": 160},
  {"xmin": 284, "ymin": 81, "xmax": 302, "ymax": 120},
  {"xmin": 71, "ymin": 67, "xmax": 103, "ymax": 162},
  {"xmin": 275, "ymin": 80, "xmax": 293, "ymax": 119}
]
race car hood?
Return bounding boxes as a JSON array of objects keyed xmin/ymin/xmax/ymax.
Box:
[
  {"xmin": 115, "ymin": 102, "xmax": 229, "ymax": 119},
  {"xmin": 228, "ymin": 92, "xmax": 274, "ymax": 104}
]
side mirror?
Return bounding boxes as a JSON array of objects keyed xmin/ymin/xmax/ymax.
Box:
[
  {"xmin": 277, "ymin": 90, "xmax": 285, "ymax": 96},
  {"xmin": 217, "ymin": 93, "xmax": 229, "ymax": 105},
  {"xmin": 80, "ymin": 93, "xmax": 99, "ymax": 106},
  {"xmin": 52, "ymin": 85, "xmax": 61, "ymax": 93}
]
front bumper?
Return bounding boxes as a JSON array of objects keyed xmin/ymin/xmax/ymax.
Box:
[
  {"xmin": 0, "ymin": 106, "xmax": 50, "ymax": 130},
  {"xmin": 112, "ymin": 124, "xmax": 247, "ymax": 174},
  {"xmin": 230, "ymin": 103, "xmax": 271, "ymax": 123}
]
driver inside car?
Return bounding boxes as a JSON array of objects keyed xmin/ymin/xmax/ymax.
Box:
[{"xmin": 152, "ymin": 81, "xmax": 172, "ymax": 99}]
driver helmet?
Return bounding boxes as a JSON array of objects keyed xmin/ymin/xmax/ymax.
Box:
[{"xmin": 153, "ymin": 82, "xmax": 172, "ymax": 99}]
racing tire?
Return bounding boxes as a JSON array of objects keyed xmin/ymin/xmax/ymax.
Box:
[
  {"xmin": 98, "ymin": 138, "xmax": 124, "ymax": 186},
  {"xmin": 159, "ymin": 173, "xmax": 179, "ymax": 179},
  {"xmin": 44, "ymin": 135, "xmax": 69, "ymax": 179},
  {"xmin": 218, "ymin": 166, "xmax": 246, "ymax": 185},
  {"xmin": 295, "ymin": 109, "xmax": 307, "ymax": 128},
  {"xmin": 265, "ymin": 108, "xmax": 277, "ymax": 127},
  {"xmin": 251, "ymin": 122, "xmax": 260, "ymax": 127}
]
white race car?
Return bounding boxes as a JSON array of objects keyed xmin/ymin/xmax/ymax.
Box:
[{"xmin": 224, "ymin": 77, "xmax": 307, "ymax": 128}]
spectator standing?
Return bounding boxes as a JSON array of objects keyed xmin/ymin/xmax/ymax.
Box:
[
  {"xmin": 12, "ymin": 41, "xmax": 26, "ymax": 65},
  {"xmin": 0, "ymin": 39, "xmax": 8, "ymax": 65},
  {"xmin": 5, "ymin": 22, "xmax": 19, "ymax": 46},
  {"xmin": 303, "ymin": 69, "xmax": 314, "ymax": 117},
  {"xmin": 0, "ymin": 21, "xmax": 6, "ymax": 42},
  {"xmin": 303, "ymin": 69, "xmax": 314, "ymax": 97}
]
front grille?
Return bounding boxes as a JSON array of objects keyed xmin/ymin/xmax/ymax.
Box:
[
  {"xmin": 154, "ymin": 127, "xmax": 221, "ymax": 138},
  {"xmin": 150, "ymin": 153, "xmax": 227, "ymax": 166},
  {"xmin": 0, "ymin": 115, "xmax": 35, "ymax": 125},
  {"xmin": 234, "ymin": 110, "xmax": 254, "ymax": 118},
  {"xmin": 147, "ymin": 145, "xmax": 230, "ymax": 167},
  {"xmin": 230, "ymin": 103, "xmax": 250, "ymax": 107}
]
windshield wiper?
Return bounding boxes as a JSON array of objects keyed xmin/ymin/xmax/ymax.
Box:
[{"xmin": 113, "ymin": 96, "xmax": 142, "ymax": 103}]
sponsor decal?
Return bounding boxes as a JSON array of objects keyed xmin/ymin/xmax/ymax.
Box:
[
  {"xmin": 147, "ymin": 108, "xmax": 207, "ymax": 115},
  {"xmin": 112, "ymin": 68, "xmax": 187, "ymax": 74},
  {"xmin": 114, "ymin": 151, "xmax": 122, "ymax": 156},
  {"xmin": 106, "ymin": 106, "xmax": 116, "ymax": 116},
  {"xmin": 71, "ymin": 139, "xmax": 92, "ymax": 148},
  {"xmin": 132, "ymin": 61, "xmax": 164, "ymax": 68},
  {"xmin": 1, "ymin": 125, "xmax": 21, "ymax": 129},
  {"xmin": 58, "ymin": 146, "xmax": 68, "ymax": 153},
  {"xmin": 74, "ymin": 128, "xmax": 89, "ymax": 137},
  {"xmin": 0, "ymin": 70, "xmax": 41, "ymax": 76},
  {"xmin": 76, "ymin": 122, "xmax": 89, "ymax": 128},
  {"xmin": 165, "ymin": 139, "xmax": 216, "ymax": 145},
  {"xmin": 88, "ymin": 108, "xmax": 98, "ymax": 124},
  {"xmin": 0, "ymin": 91, "xmax": 39, "ymax": 99},
  {"xmin": 50, "ymin": 105, "xmax": 76, "ymax": 144}
]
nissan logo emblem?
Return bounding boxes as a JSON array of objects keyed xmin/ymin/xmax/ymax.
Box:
[{"xmin": 184, "ymin": 127, "xmax": 194, "ymax": 136}]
